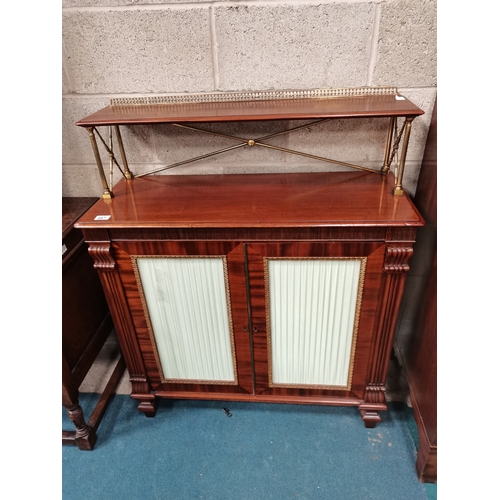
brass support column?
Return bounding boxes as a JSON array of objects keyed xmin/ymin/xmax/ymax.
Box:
[
  {"xmin": 86, "ymin": 127, "xmax": 113, "ymax": 199},
  {"xmin": 109, "ymin": 126, "xmax": 113, "ymax": 192},
  {"xmin": 113, "ymin": 125, "xmax": 133, "ymax": 180},
  {"xmin": 393, "ymin": 117, "xmax": 414, "ymax": 196},
  {"xmin": 381, "ymin": 117, "xmax": 395, "ymax": 174}
]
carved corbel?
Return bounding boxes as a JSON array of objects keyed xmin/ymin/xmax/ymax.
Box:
[
  {"xmin": 87, "ymin": 241, "xmax": 116, "ymax": 271},
  {"xmin": 383, "ymin": 246, "xmax": 414, "ymax": 273}
]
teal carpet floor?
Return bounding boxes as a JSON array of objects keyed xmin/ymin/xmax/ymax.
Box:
[{"xmin": 63, "ymin": 395, "xmax": 436, "ymax": 499}]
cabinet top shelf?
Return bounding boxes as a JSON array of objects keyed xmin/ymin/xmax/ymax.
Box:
[
  {"xmin": 76, "ymin": 88, "xmax": 424, "ymax": 127},
  {"xmin": 75, "ymin": 171, "xmax": 424, "ymax": 229}
]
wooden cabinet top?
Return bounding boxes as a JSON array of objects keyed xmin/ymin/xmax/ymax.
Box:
[
  {"xmin": 75, "ymin": 172, "xmax": 424, "ymax": 229},
  {"xmin": 76, "ymin": 92, "xmax": 424, "ymax": 127},
  {"xmin": 62, "ymin": 197, "xmax": 99, "ymax": 238}
]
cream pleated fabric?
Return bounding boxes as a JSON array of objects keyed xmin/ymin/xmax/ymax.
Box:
[
  {"xmin": 267, "ymin": 259, "xmax": 362, "ymax": 388},
  {"xmin": 136, "ymin": 257, "xmax": 236, "ymax": 383}
]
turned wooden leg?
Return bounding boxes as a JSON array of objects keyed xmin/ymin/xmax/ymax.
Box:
[
  {"xmin": 63, "ymin": 356, "xmax": 97, "ymax": 450},
  {"xmin": 360, "ymin": 409, "xmax": 382, "ymax": 428},
  {"xmin": 65, "ymin": 402, "xmax": 97, "ymax": 450}
]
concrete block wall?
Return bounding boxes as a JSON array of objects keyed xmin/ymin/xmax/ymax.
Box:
[{"xmin": 62, "ymin": 0, "xmax": 436, "ymax": 197}]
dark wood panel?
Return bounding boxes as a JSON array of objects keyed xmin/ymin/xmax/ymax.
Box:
[
  {"xmin": 394, "ymin": 99, "xmax": 436, "ymax": 482},
  {"xmin": 112, "ymin": 240, "xmax": 254, "ymax": 395},
  {"xmin": 226, "ymin": 244, "xmax": 254, "ymax": 394},
  {"xmin": 70, "ymin": 315, "xmax": 114, "ymax": 389},
  {"xmin": 75, "ymin": 172, "xmax": 424, "ymax": 230},
  {"xmin": 76, "ymin": 94, "xmax": 423, "ymax": 127},
  {"xmin": 246, "ymin": 242, "xmax": 385, "ymax": 400},
  {"xmin": 62, "ymin": 197, "xmax": 116, "ymax": 451},
  {"xmin": 62, "ymin": 244, "xmax": 110, "ymax": 370},
  {"xmin": 63, "ymin": 197, "xmax": 98, "ymax": 238},
  {"xmin": 107, "ymin": 227, "xmax": 388, "ymax": 242},
  {"xmin": 411, "ymin": 254, "xmax": 437, "ymax": 483}
]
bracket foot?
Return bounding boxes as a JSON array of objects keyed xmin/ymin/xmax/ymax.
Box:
[{"xmin": 360, "ymin": 409, "xmax": 382, "ymax": 428}]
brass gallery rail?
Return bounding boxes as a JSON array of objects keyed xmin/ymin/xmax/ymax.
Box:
[{"xmin": 75, "ymin": 87, "xmax": 424, "ymax": 199}]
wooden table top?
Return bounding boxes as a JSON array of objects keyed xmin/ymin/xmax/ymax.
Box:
[
  {"xmin": 76, "ymin": 94, "xmax": 424, "ymax": 127},
  {"xmin": 62, "ymin": 197, "xmax": 99, "ymax": 238},
  {"xmin": 75, "ymin": 172, "xmax": 424, "ymax": 229}
]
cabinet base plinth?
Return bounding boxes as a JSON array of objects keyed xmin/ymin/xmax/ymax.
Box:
[{"xmin": 153, "ymin": 390, "xmax": 362, "ymax": 407}]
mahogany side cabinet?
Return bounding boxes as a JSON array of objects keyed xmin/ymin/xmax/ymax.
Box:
[
  {"xmin": 74, "ymin": 88, "xmax": 425, "ymax": 427},
  {"xmin": 75, "ymin": 171, "xmax": 424, "ymax": 427}
]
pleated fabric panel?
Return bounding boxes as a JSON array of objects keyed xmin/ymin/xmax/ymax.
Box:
[
  {"xmin": 267, "ymin": 259, "xmax": 362, "ymax": 388},
  {"xmin": 136, "ymin": 257, "xmax": 236, "ymax": 383}
]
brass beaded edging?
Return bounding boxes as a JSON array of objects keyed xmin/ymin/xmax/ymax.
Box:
[
  {"xmin": 263, "ymin": 257, "xmax": 367, "ymax": 391},
  {"xmin": 110, "ymin": 86, "xmax": 398, "ymax": 106},
  {"xmin": 131, "ymin": 255, "xmax": 239, "ymax": 386}
]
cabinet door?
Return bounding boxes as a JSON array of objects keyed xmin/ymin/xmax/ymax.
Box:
[
  {"xmin": 246, "ymin": 242, "xmax": 385, "ymax": 399},
  {"xmin": 113, "ymin": 241, "xmax": 253, "ymax": 395}
]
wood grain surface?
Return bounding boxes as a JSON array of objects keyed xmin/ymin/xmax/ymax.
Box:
[
  {"xmin": 75, "ymin": 172, "xmax": 424, "ymax": 230},
  {"xmin": 78, "ymin": 171, "xmax": 423, "ymax": 427},
  {"xmin": 76, "ymin": 94, "xmax": 423, "ymax": 127}
]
